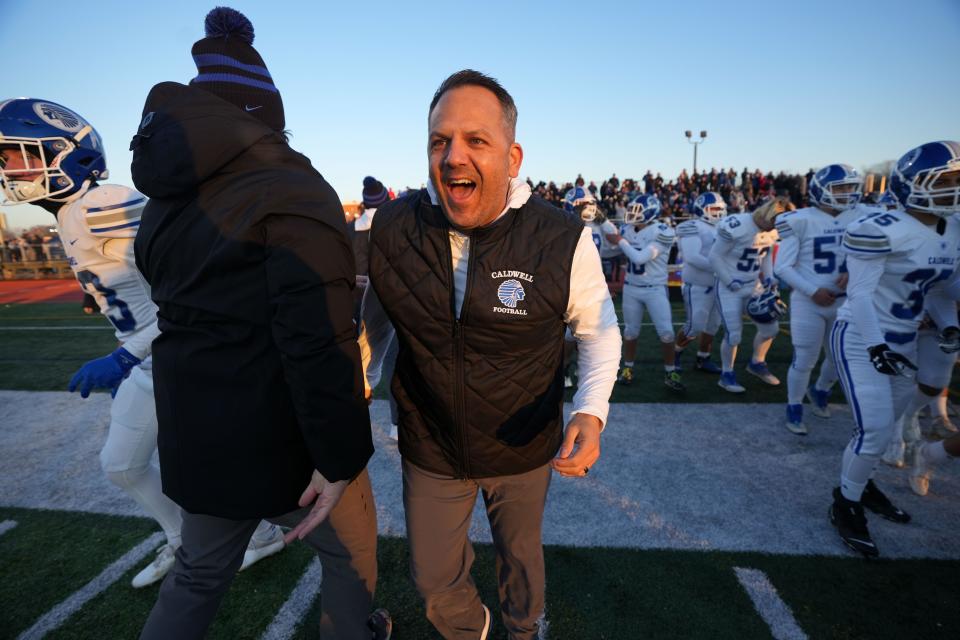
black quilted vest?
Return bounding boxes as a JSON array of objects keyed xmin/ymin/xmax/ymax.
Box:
[{"xmin": 369, "ymin": 190, "xmax": 583, "ymax": 478}]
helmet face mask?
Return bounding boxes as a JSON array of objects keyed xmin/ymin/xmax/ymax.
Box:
[
  {"xmin": 693, "ymin": 191, "xmax": 727, "ymax": 224},
  {"xmin": 625, "ymin": 194, "xmax": 661, "ymax": 225},
  {"xmin": 563, "ymin": 186, "xmax": 603, "ymax": 222},
  {"xmin": 747, "ymin": 290, "xmax": 787, "ymax": 323},
  {"xmin": 891, "ymin": 142, "xmax": 960, "ymax": 216},
  {"xmin": 809, "ymin": 164, "xmax": 863, "ymax": 213},
  {"xmin": 0, "ymin": 99, "xmax": 107, "ymax": 205}
]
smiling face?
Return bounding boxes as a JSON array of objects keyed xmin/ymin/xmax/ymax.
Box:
[{"xmin": 428, "ymin": 85, "xmax": 523, "ymax": 229}]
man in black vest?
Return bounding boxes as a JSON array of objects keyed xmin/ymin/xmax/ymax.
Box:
[{"xmin": 361, "ymin": 70, "xmax": 621, "ymax": 640}]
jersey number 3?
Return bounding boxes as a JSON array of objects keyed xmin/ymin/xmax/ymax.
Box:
[
  {"xmin": 891, "ymin": 268, "xmax": 952, "ymax": 320},
  {"xmin": 76, "ymin": 270, "xmax": 137, "ymax": 332}
]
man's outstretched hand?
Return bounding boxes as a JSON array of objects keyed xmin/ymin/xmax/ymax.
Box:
[{"xmin": 283, "ymin": 470, "xmax": 349, "ymax": 544}]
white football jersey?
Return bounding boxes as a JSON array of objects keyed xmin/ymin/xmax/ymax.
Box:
[
  {"xmin": 586, "ymin": 219, "xmax": 623, "ymax": 259},
  {"xmin": 56, "ymin": 184, "xmax": 159, "ymax": 360},
  {"xmin": 774, "ymin": 206, "xmax": 863, "ymax": 294},
  {"xmin": 715, "ymin": 212, "xmax": 778, "ymax": 283},
  {"xmin": 836, "ymin": 209, "xmax": 960, "ymax": 340},
  {"xmin": 622, "ymin": 221, "xmax": 675, "ymax": 286},
  {"xmin": 676, "ymin": 218, "xmax": 717, "ymax": 287}
]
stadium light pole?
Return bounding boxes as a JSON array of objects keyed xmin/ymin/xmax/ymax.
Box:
[{"xmin": 685, "ymin": 130, "xmax": 707, "ymax": 175}]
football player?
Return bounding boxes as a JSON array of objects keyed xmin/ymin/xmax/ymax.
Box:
[
  {"xmin": 774, "ymin": 165, "xmax": 864, "ymax": 435},
  {"xmin": 881, "ymin": 312, "xmax": 959, "ymax": 468},
  {"xmin": 708, "ymin": 197, "xmax": 791, "ymax": 393},
  {"xmin": 605, "ymin": 194, "xmax": 683, "ymax": 392},
  {"xmin": 564, "ymin": 186, "xmax": 622, "ymax": 280},
  {"xmin": 0, "ymin": 98, "xmax": 284, "ymax": 587},
  {"xmin": 673, "ymin": 192, "xmax": 725, "ymax": 374},
  {"xmin": 828, "ymin": 140, "xmax": 960, "ymax": 558}
]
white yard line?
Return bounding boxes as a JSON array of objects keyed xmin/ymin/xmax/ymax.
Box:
[
  {"xmin": 259, "ymin": 557, "xmax": 323, "ymax": 640},
  {"xmin": 734, "ymin": 567, "xmax": 808, "ymax": 640},
  {"xmin": 16, "ymin": 532, "xmax": 164, "ymax": 640},
  {"xmin": 0, "ymin": 519, "xmax": 17, "ymax": 537}
]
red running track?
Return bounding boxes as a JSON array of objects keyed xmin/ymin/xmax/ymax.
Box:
[{"xmin": 0, "ymin": 279, "xmax": 83, "ymax": 304}]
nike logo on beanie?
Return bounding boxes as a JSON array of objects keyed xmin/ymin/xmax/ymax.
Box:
[{"xmin": 244, "ymin": 105, "xmax": 263, "ymax": 112}]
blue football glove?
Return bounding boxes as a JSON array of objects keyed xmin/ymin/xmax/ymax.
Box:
[{"xmin": 69, "ymin": 347, "xmax": 141, "ymax": 398}]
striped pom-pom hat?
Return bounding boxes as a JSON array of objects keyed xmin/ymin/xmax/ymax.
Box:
[{"xmin": 189, "ymin": 7, "xmax": 284, "ymax": 131}]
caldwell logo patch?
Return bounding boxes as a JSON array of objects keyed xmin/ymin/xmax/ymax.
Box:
[
  {"xmin": 497, "ymin": 279, "xmax": 525, "ymax": 308},
  {"xmin": 492, "ymin": 271, "xmax": 532, "ymax": 316}
]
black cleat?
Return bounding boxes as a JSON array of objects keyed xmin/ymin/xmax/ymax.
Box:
[
  {"xmin": 664, "ymin": 370, "xmax": 686, "ymax": 392},
  {"xmin": 830, "ymin": 487, "xmax": 879, "ymax": 558},
  {"xmin": 367, "ymin": 608, "xmax": 393, "ymax": 640},
  {"xmin": 861, "ymin": 479, "xmax": 911, "ymax": 523}
]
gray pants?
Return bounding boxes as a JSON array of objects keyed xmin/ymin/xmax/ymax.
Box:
[
  {"xmin": 140, "ymin": 469, "xmax": 377, "ymax": 640},
  {"xmin": 402, "ymin": 459, "xmax": 551, "ymax": 640}
]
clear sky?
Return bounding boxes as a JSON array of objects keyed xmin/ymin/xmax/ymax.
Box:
[{"xmin": 2, "ymin": 0, "xmax": 959, "ymax": 231}]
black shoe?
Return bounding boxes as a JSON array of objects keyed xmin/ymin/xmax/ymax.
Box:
[
  {"xmin": 664, "ymin": 370, "xmax": 686, "ymax": 392},
  {"xmin": 367, "ymin": 608, "xmax": 392, "ymax": 640},
  {"xmin": 830, "ymin": 487, "xmax": 879, "ymax": 558},
  {"xmin": 861, "ymin": 479, "xmax": 911, "ymax": 523}
]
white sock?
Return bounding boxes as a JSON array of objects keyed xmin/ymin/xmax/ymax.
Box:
[
  {"xmin": 814, "ymin": 362, "xmax": 837, "ymax": 394},
  {"xmin": 786, "ymin": 365, "xmax": 809, "ymax": 405},
  {"xmin": 840, "ymin": 442, "xmax": 878, "ymax": 502},
  {"xmin": 665, "ymin": 365, "xmax": 676, "ymax": 373},
  {"xmin": 624, "ymin": 361, "xmax": 634, "ymax": 368},
  {"xmin": 721, "ymin": 341, "xmax": 737, "ymax": 372},
  {"xmin": 904, "ymin": 389, "xmax": 935, "ymax": 423},
  {"xmin": 696, "ymin": 351, "xmax": 710, "ymax": 358}
]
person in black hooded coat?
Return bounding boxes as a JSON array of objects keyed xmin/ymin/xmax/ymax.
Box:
[{"xmin": 132, "ymin": 8, "xmax": 385, "ymax": 640}]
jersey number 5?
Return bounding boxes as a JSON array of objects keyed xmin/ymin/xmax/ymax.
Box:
[{"xmin": 813, "ymin": 236, "xmax": 837, "ymax": 274}]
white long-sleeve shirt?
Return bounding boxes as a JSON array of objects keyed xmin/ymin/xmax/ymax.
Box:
[{"xmin": 359, "ymin": 177, "xmax": 621, "ymax": 426}]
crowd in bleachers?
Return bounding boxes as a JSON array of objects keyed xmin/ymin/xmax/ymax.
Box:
[{"xmin": 528, "ymin": 167, "xmax": 815, "ymax": 220}]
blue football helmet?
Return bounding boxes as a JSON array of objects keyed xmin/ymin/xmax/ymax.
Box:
[
  {"xmin": 808, "ymin": 164, "xmax": 862, "ymax": 212},
  {"xmin": 889, "ymin": 141, "xmax": 960, "ymax": 217},
  {"xmin": 878, "ymin": 190, "xmax": 897, "ymax": 208},
  {"xmin": 563, "ymin": 186, "xmax": 601, "ymax": 222},
  {"xmin": 625, "ymin": 193, "xmax": 661, "ymax": 225},
  {"xmin": 747, "ymin": 290, "xmax": 787, "ymax": 324},
  {"xmin": 0, "ymin": 98, "xmax": 107, "ymax": 205},
  {"xmin": 692, "ymin": 191, "xmax": 727, "ymax": 224}
]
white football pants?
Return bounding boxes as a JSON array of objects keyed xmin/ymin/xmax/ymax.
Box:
[
  {"xmin": 715, "ymin": 281, "xmax": 779, "ymax": 347},
  {"xmin": 916, "ymin": 328, "xmax": 958, "ymax": 389},
  {"xmin": 786, "ymin": 291, "xmax": 841, "ymax": 404},
  {"xmin": 622, "ymin": 284, "xmax": 674, "ymax": 342},
  {"xmin": 100, "ymin": 365, "xmax": 183, "ymax": 545},
  {"xmin": 680, "ymin": 283, "xmax": 721, "ymax": 338}
]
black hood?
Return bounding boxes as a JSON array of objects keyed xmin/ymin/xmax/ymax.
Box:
[{"xmin": 130, "ymin": 82, "xmax": 277, "ymax": 199}]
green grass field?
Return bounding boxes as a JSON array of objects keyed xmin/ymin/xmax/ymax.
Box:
[
  {"xmin": 3, "ymin": 298, "xmax": 960, "ymax": 639},
  {"xmin": 0, "ymin": 301, "xmax": 836, "ymax": 403},
  {"xmin": 2, "ymin": 507, "xmax": 959, "ymax": 640}
]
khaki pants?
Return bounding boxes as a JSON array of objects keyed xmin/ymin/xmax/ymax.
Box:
[{"xmin": 403, "ymin": 459, "xmax": 551, "ymax": 640}]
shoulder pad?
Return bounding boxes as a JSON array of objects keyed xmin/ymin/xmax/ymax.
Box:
[
  {"xmin": 842, "ymin": 215, "xmax": 893, "ymax": 256},
  {"xmin": 80, "ymin": 185, "xmax": 146, "ymax": 238},
  {"xmin": 656, "ymin": 224, "xmax": 676, "ymax": 245},
  {"xmin": 717, "ymin": 214, "xmax": 747, "ymax": 241},
  {"xmin": 774, "ymin": 213, "xmax": 797, "ymax": 238},
  {"xmin": 676, "ymin": 220, "xmax": 699, "ymax": 236}
]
